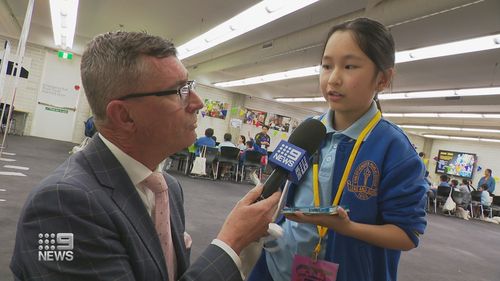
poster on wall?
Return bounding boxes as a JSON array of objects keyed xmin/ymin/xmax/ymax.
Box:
[
  {"xmin": 265, "ymin": 113, "xmax": 292, "ymax": 132},
  {"xmin": 244, "ymin": 108, "xmax": 267, "ymax": 127},
  {"xmin": 201, "ymin": 98, "xmax": 229, "ymax": 119}
]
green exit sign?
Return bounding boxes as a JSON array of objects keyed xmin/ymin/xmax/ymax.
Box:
[{"xmin": 58, "ymin": 51, "xmax": 73, "ymax": 60}]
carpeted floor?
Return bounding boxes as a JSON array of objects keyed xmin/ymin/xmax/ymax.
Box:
[{"xmin": 1, "ymin": 135, "xmax": 499, "ymax": 280}]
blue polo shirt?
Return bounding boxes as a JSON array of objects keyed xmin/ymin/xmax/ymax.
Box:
[{"xmin": 266, "ymin": 103, "xmax": 378, "ymax": 281}]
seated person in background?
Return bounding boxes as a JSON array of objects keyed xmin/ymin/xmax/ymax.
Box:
[
  {"xmin": 450, "ymin": 179, "xmax": 459, "ymax": 190},
  {"xmin": 457, "ymin": 178, "xmax": 472, "ymax": 206},
  {"xmin": 474, "ymin": 184, "xmax": 493, "ymax": 218},
  {"xmin": 237, "ymin": 135, "xmax": 247, "ymax": 150},
  {"xmin": 458, "ymin": 178, "xmax": 474, "ymax": 192},
  {"xmin": 429, "ymin": 174, "xmax": 450, "ymax": 199},
  {"xmin": 239, "ymin": 140, "xmax": 255, "ymax": 164},
  {"xmin": 218, "ymin": 133, "xmax": 237, "ymax": 178},
  {"xmin": 194, "ymin": 128, "xmax": 216, "ymax": 155},
  {"xmin": 438, "ymin": 174, "xmax": 450, "ymax": 187},
  {"xmin": 480, "ymin": 184, "xmax": 492, "ymax": 207},
  {"xmin": 218, "ymin": 133, "xmax": 236, "ymax": 149}
]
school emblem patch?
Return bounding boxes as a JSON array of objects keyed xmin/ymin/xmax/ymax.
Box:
[{"xmin": 347, "ymin": 160, "xmax": 380, "ymax": 200}]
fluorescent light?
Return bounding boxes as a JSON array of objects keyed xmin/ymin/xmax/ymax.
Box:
[
  {"xmin": 423, "ymin": 134, "xmax": 500, "ymax": 143},
  {"xmin": 399, "ymin": 125, "xmax": 428, "ymax": 129},
  {"xmin": 428, "ymin": 126, "xmax": 461, "ymax": 131},
  {"xmin": 214, "ymin": 65, "xmax": 319, "ymax": 87},
  {"xmin": 214, "ymin": 33, "xmax": 500, "ymax": 87},
  {"xmin": 480, "ymin": 138, "xmax": 500, "ymax": 143},
  {"xmin": 272, "ymin": 87, "xmax": 500, "ymax": 101},
  {"xmin": 423, "ymin": 134, "xmax": 450, "ymax": 139},
  {"xmin": 383, "ymin": 113, "xmax": 404, "ymax": 117},
  {"xmin": 400, "ymin": 125, "xmax": 500, "ymax": 134},
  {"xmin": 49, "ymin": 0, "xmax": 79, "ymax": 49},
  {"xmin": 385, "ymin": 112, "xmax": 500, "ymax": 119},
  {"xmin": 395, "ymin": 34, "xmax": 500, "ymax": 63},
  {"xmin": 378, "ymin": 87, "xmax": 500, "ymax": 100},
  {"xmin": 275, "ymin": 97, "xmax": 325, "ymax": 102},
  {"xmin": 462, "ymin": 128, "xmax": 500, "ymax": 133},
  {"xmin": 404, "ymin": 113, "xmax": 439, "ymax": 118},
  {"xmin": 439, "ymin": 113, "xmax": 483, "ymax": 118},
  {"xmin": 177, "ymin": 0, "xmax": 319, "ymax": 60}
]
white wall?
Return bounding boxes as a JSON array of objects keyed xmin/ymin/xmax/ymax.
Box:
[
  {"xmin": 407, "ymin": 133, "xmax": 426, "ymax": 154},
  {"xmin": 0, "ymin": 35, "xmax": 90, "ymax": 143}
]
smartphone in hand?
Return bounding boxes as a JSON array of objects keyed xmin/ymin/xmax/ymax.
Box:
[{"xmin": 281, "ymin": 205, "xmax": 349, "ymax": 215}]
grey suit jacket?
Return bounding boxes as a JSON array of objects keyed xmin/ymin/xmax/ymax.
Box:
[{"xmin": 10, "ymin": 136, "xmax": 242, "ymax": 281}]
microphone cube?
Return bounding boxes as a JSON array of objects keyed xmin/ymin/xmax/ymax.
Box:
[{"xmin": 269, "ymin": 140, "xmax": 310, "ymax": 183}]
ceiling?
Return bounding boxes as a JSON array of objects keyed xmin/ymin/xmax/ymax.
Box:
[{"xmin": 1, "ymin": 0, "xmax": 500, "ymax": 140}]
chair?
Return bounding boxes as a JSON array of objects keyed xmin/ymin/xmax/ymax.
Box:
[
  {"xmin": 168, "ymin": 148, "xmax": 192, "ymax": 174},
  {"xmin": 451, "ymin": 190, "xmax": 465, "ymax": 206},
  {"xmin": 490, "ymin": 196, "xmax": 500, "ymax": 217},
  {"xmin": 204, "ymin": 146, "xmax": 220, "ymax": 180},
  {"xmin": 216, "ymin": 147, "xmax": 240, "ymax": 181},
  {"xmin": 470, "ymin": 190, "xmax": 490, "ymax": 218},
  {"xmin": 240, "ymin": 150, "xmax": 263, "ymax": 182},
  {"xmin": 434, "ymin": 185, "xmax": 451, "ymax": 214}
]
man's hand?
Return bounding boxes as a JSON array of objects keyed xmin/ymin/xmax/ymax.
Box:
[{"xmin": 217, "ymin": 185, "xmax": 281, "ymax": 255}]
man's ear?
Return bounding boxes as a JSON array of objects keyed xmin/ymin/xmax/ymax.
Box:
[
  {"xmin": 377, "ymin": 68, "xmax": 395, "ymax": 92},
  {"xmin": 106, "ymin": 100, "xmax": 135, "ymax": 132}
]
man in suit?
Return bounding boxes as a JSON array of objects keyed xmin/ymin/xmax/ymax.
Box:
[{"xmin": 10, "ymin": 31, "xmax": 280, "ymax": 280}]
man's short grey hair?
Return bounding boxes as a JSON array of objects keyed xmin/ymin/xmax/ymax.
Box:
[{"xmin": 81, "ymin": 31, "xmax": 177, "ymax": 121}]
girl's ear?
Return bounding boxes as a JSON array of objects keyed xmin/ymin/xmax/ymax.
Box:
[{"xmin": 377, "ymin": 68, "xmax": 395, "ymax": 92}]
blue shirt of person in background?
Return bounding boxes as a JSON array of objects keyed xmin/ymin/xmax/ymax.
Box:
[{"xmin": 194, "ymin": 128, "xmax": 216, "ymax": 156}]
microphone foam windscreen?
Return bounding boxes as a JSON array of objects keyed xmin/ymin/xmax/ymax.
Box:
[{"xmin": 288, "ymin": 118, "xmax": 327, "ymax": 154}]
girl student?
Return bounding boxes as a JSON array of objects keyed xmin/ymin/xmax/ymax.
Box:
[{"xmin": 248, "ymin": 18, "xmax": 427, "ymax": 281}]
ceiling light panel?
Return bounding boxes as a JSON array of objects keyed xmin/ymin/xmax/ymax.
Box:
[{"xmin": 177, "ymin": 0, "xmax": 319, "ymax": 60}]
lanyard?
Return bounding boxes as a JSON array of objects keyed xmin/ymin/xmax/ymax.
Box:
[{"xmin": 311, "ymin": 111, "xmax": 382, "ymax": 260}]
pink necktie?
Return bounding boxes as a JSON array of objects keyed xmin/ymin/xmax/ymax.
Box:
[{"xmin": 141, "ymin": 172, "xmax": 177, "ymax": 281}]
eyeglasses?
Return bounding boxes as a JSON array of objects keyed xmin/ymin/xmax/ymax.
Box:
[{"xmin": 117, "ymin": 80, "xmax": 196, "ymax": 107}]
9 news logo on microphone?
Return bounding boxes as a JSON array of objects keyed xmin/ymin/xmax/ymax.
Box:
[{"xmin": 270, "ymin": 140, "xmax": 309, "ymax": 183}]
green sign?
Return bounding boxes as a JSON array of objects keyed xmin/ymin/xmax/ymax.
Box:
[
  {"xmin": 58, "ymin": 51, "xmax": 73, "ymax": 60},
  {"xmin": 45, "ymin": 106, "xmax": 68, "ymax": 114}
]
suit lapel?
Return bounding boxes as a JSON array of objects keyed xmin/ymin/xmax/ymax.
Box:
[{"xmin": 82, "ymin": 136, "xmax": 168, "ymax": 280}]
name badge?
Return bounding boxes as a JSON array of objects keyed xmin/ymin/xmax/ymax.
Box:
[{"xmin": 291, "ymin": 255, "xmax": 339, "ymax": 281}]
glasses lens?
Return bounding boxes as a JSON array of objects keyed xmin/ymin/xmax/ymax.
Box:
[{"xmin": 179, "ymin": 80, "xmax": 195, "ymax": 107}]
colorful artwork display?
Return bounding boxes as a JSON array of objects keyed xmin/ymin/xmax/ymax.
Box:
[
  {"xmin": 201, "ymin": 98, "xmax": 230, "ymax": 120},
  {"xmin": 244, "ymin": 108, "xmax": 267, "ymax": 127},
  {"xmin": 266, "ymin": 113, "xmax": 292, "ymax": 132}
]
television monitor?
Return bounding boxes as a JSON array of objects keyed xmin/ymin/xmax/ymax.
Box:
[{"xmin": 435, "ymin": 150, "xmax": 476, "ymax": 179}]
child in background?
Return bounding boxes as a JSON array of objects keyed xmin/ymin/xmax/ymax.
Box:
[{"xmin": 249, "ymin": 17, "xmax": 427, "ymax": 281}]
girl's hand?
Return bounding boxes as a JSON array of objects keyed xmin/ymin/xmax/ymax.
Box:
[
  {"xmin": 286, "ymin": 208, "xmax": 416, "ymax": 250},
  {"xmin": 285, "ymin": 207, "xmax": 352, "ymax": 236}
]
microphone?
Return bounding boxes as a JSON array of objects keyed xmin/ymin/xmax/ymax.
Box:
[{"xmin": 258, "ymin": 118, "xmax": 327, "ymax": 200}]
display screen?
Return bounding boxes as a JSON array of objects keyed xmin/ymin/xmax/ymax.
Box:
[{"xmin": 435, "ymin": 150, "xmax": 476, "ymax": 179}]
